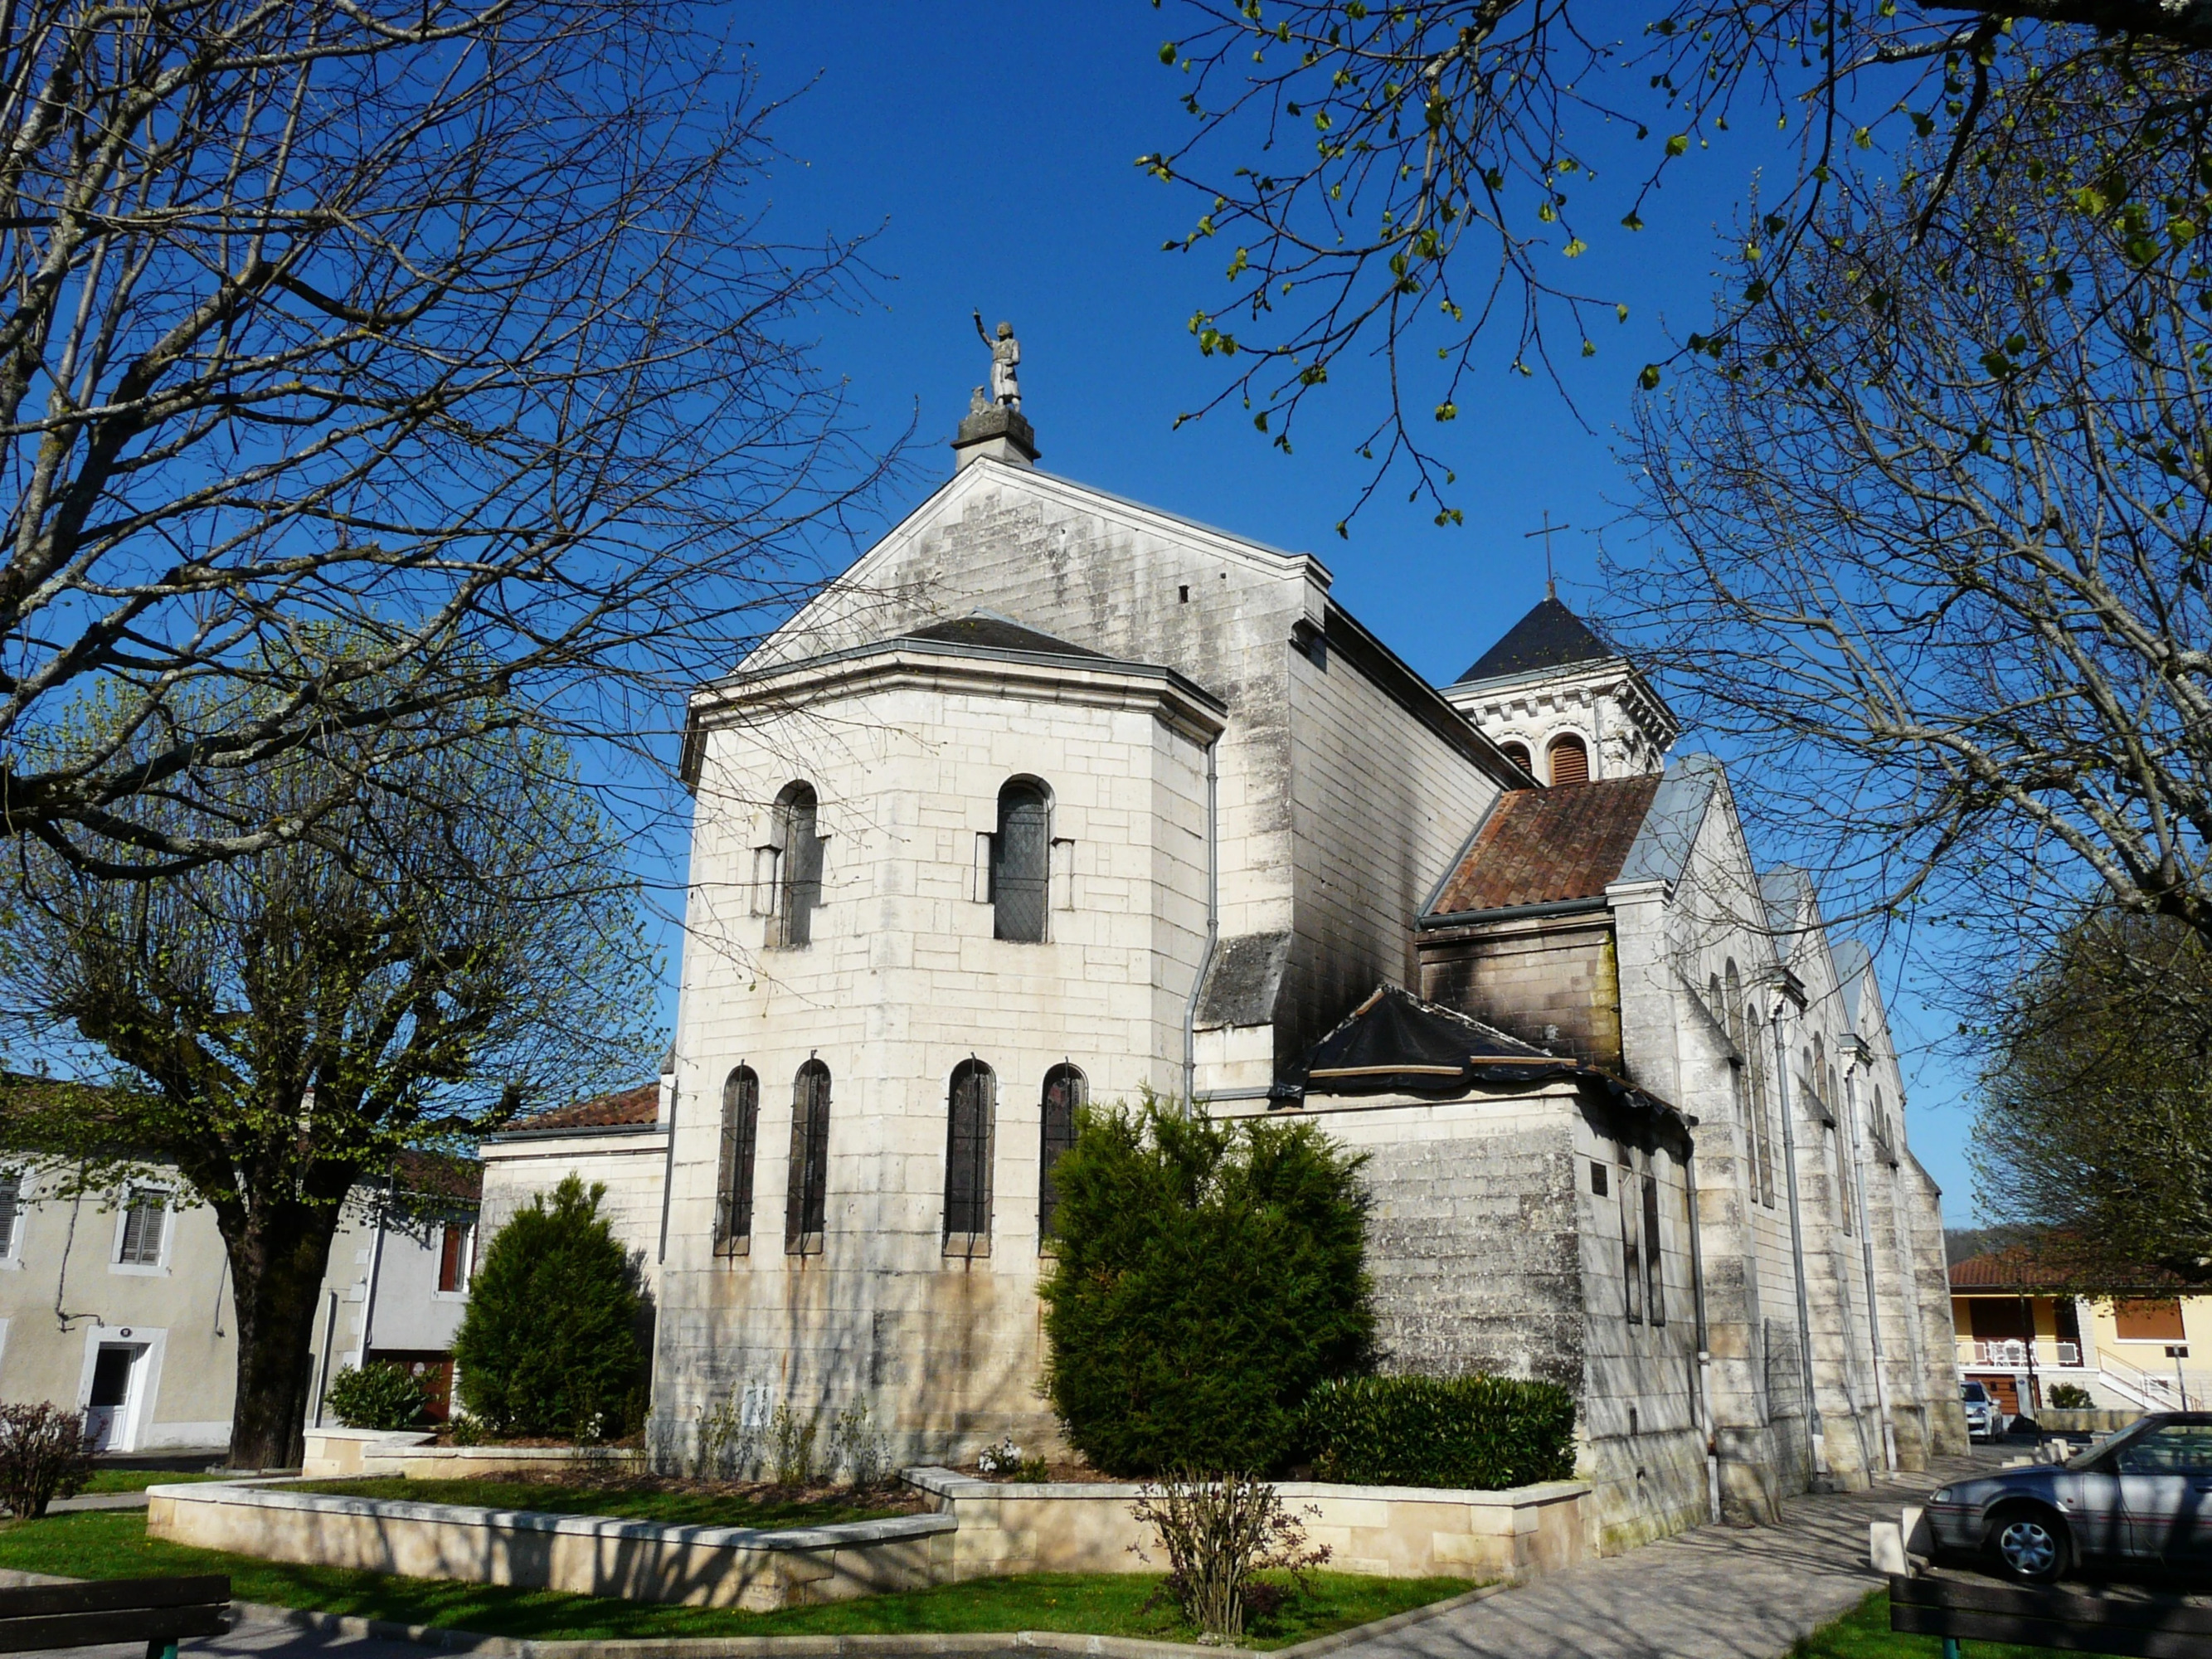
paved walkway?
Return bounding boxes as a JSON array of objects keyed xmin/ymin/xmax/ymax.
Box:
[{"xmin": 1337, "ymin": 1466, "xmax": 1958, "ymax": 1659}]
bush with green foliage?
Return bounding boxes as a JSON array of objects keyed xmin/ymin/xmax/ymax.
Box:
[
  {"xmin": 454, "ymin": 1175, "xmax": 644, "ymax": 1439},
  {"xmin": 1040, "ymin": 1097, "xmax": 1373, "ymax": 1475},
  {"xmin": 325, "ymin": 1362, "xmax": 429, "ymax": 1431},
  {"xmin": 0, "ymin": 1403, "xmax": 95, "ymax": 1516},
  {"xmin": 1302, "ymin": 1374, "xmax": 1578, "ymax": 1490},
  {"xmin": 2044, "ymin": 1383, "xmax": 2095, "ymax": 1410}
]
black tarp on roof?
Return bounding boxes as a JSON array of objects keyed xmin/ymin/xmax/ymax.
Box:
[{"xmin": 1284, "ymin": 985, "xmax": 1692, "ymax": 1146}]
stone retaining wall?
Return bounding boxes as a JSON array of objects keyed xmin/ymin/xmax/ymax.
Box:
[
  {"xmin": 904, "ymin": 1467, "xmax": 1589, "ymax": 1582},
  {"xmin": 150, "ymin": 1467, "xmax": 1588, "ymax": 1611},
  {"xmin": 302, "ymin": 1429, "xmax": 649, "ymax": 1482},
  {"xmin": 148, "ymin": 1481, "xmax": 952, "ymax": 1611}
]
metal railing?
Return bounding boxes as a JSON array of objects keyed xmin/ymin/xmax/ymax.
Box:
[{"xmin": 1957, "ymin": 1339, "xmax": 2083, "ymax": 1369}]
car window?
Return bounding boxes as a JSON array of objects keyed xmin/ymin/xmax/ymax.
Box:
[
  {"xmin": 1961, "ymin": 1383, "xmax": 1990, "ymax": 1403},
  {"xmin": 2114, "ymin": 1425, "xmax": 2212, "ymax": 1475}
]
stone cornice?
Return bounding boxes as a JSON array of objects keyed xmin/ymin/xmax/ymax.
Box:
[{"xmin": 683, "ymin": 638, "xmax": 1228, "ymax": 785}]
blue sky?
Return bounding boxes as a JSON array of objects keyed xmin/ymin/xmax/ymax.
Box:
[{"xmin": 692, "ymin": 3, "xmax": 1990, "ymax": 1222}]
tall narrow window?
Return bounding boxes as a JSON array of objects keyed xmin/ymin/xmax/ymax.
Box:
[
  {"xmin": 1619, "ymin": 1160, "xmax": 1642, "ymax": 1322},
  {"xmin": 717, "ymin": 1066, "xmax": 761, "ymax": 1257},
  {"xmin": 775, "ymin": 784, "xmax": 823, "ymax": 947},
  {"xmin": 1038, "ymin": 1064, "xmax": 1086, "ymax": 1241},
  {"xmin": 785, "ymin": 1060, "xmax": 831, "ymax": 1253},
  {"xmin": 0, "ymin": 1171, "xmax": 21, "ymax": 1259},
  {"xmin": 437, "ymin": 1223, "xmax": 472, "ymax": 1292},
  {"xmin": 1547, "ymin": 733, "xmax": 1590, "ymax": 786},
  {"xmin": 1643, "ymin": 1170, "xmax": 1665, "ymax": 1326},
  {"xmin": 991, "ymin": 780, "xmax": 1050, "ymax": 942},
  {"xmin": 945, "ymin": 1059, "xmax": 996, "ymax": 1249},
  {"xmin": 116, "ymin": 1189, "xmax": 167, "ymax": 1266},
  {"xmin": 1747, "ymin": 1006, "xmax": 1777, "ymax": 1207}
]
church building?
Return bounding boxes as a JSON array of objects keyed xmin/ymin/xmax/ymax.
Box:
[{"xmin": 484, "ymin": 377, "xmax": 1966, "ymax": 1552}]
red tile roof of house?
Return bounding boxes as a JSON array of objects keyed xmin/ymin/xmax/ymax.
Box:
[
  {"xmin": 514, "ymin": 1081, "xmax": 661, "ymax": 1133},
  {"xmin": 1949, "ymin": 1248, "xmax": 2189, "ymax": 1294},
  {"xmin": 1431, "ymin": 775, "xmax": 1664, "ymax": 917}
]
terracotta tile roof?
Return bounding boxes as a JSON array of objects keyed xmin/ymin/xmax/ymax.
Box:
[
  {"xmin": 513, "ymin": 1081, "xmax": 661, "ymax": 1133},
  {"xmin": 1431, "ymin": 775, "xmax": 1664, "ymax": 917},
  {"xmin": 393, "ymin": 1149, "xmax": 482, "ymax": 1203},
  {"xmin": 1950, "ymin": 1247, "xmax": 2189, "ymax": 1294}
]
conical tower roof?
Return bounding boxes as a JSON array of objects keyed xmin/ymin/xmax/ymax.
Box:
[{"xmin": 1454, "ymin": 595, "xmax": 1616, "ymax": 684}]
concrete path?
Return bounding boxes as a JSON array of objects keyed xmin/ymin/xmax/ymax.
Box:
[{"xmin": 1333, "ymin": 1467, "xmax": 1961, "ymax": 1659}]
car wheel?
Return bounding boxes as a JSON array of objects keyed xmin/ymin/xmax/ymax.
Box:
[{"xmin": 1988, "ymin": 1504, "xmax": 2071, "ymax": 1583}]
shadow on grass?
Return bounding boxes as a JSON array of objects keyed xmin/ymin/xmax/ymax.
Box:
[
  {"xmin": 1791, "ymin": 1590, "xmax": 2123, "ymax": 1659},
  {"xmin": 0, "ymin": 1510, "xmax": 1475, "ymax": 1651}
]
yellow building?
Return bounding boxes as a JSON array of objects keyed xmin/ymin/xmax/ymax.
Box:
[{"xmin": 1950, "ymin": 1249, "xmax": 2210, "ymax": 1418}]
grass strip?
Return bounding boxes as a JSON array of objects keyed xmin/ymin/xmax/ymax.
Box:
[
  {"xmin": 1790, "ymin": 1588, "xmax": 2122, "ymax": 1658},
  {"xmin": 0, "ymin": 1509, "xmax": 1475, "ymax": 1650},
  {"xmin": 287, "ymin": 1477, "xmax": 905, "ymax": 1531}
]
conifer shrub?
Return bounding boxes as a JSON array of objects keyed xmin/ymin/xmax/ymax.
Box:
[
  {"xmin": 1039, "ymin": 1097, "xmax": 1373, "ymax": 1475},
  {"xmin": 2045, "ymin": 1383, "xmax": 2094, "ymax": 1410},
  {"xmin": 454, "ymin": 1175, "xmax": 645, "ymax": 1440},
  {"xmin": 326, "ymin": 1361, "xmax": 429, "ymax": 1430},
  {"xmin": 1302, "ymin": 1373, "xmax": 1578, "ymax": 1489}
]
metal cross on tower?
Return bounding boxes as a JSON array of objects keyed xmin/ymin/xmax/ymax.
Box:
[{"xmin": 1524, "ymin": 513, "xmax": 1569, "ymax": 598}]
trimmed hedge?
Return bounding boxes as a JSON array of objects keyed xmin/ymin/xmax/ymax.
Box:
[{"xmin": 1303, "ymin": 1374, "xmax": 1578, "ymax": 1490}]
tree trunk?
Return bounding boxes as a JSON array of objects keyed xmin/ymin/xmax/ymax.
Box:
[{"xmin": 222, "ymin": 1202, "xmax": 349, "ymax": 1471}]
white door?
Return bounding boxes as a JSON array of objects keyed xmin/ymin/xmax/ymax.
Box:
[{"xmin": 85, "ymin": 1344, "xmax": 140, "ymax": 1451}]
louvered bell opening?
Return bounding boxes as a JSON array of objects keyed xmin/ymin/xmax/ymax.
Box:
[{"xmin": 1547, "ymin": 734, "xmax": 1590, "ymax": 786}]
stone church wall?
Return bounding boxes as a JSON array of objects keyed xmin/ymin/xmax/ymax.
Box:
[
  {"xmin": 1418, "ymin": 910, "xmax": 1624, "ymax": 1073},
  {"xmin": 653, "ymin": 668, "xmax": 1213, "ymax": 1469}
]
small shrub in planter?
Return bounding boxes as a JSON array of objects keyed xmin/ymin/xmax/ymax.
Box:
[
  {"xmin": 326, "ymin": 1362, "xmax": 429, "ymax": 1431},
  {"xmin": 1040, "ymin": 1097, "xmax": 1373, "ymax": 1475},
  {"xmin": 2045, "ymin": 1383, "xmax": 2095, "ymax": 1410},
  {"xmin": 1130, "ymin": 1471, "xmax": 1330, "ymax": 1643},
  {"xmin": 454, "ymin": 1175, "xmax": 645, "ymax": 1439},
  {"xmin": 0, "ymin": 1403, "xmax": 95, "ymax": 1517},
  {"xmin": 1303, "ymin": 1373, "xmax": 1577, "ymax": 1490}
]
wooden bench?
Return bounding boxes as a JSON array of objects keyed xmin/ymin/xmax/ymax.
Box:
[
  {"xmin": 0, "ymin": 1575, "xmax": 230, "ymax": 1659},
  {"xmin": 1891, "ymin": 1572, "xmax": 2212, "ymax": 1658}
]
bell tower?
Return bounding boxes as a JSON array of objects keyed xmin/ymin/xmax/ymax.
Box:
[{"xmin": 1441, "ymin": 595, "xmax": 1678, "ymax": 786}]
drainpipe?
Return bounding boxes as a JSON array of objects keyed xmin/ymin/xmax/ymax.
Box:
[
  {"xmin": 358, "ymin": 1176, "xmax": 392, "ymax": 1362},
  {"xmin": 1772, "ymin": 1003, "xmax": 1825, "ymax": 1479},
  {"xmin": 1845, "ymin": 1064, "xmax": 1898, "ymax": 1472},
  {"xmin": 1683, "ymin": 1139, "xmax": 1721, "ymax": 1524},
  {"xmin": 1180, "ymin": 735, "xmax": 1221, "ymax": 1114},
  {"xmin": 657, "ymin": 1069, "xmax": 679, "ymax": 1265}
]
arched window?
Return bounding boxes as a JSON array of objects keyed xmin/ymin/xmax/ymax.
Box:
[
  {"xmin": 1500, "ymin": 741, "xmax": 1533, "ymax": 776},
  {"xmin": 1547, "ymin": 732, "xmax": 1590, "ymax": 786},
  {"xmin": 945, "ymin": 1059, "xmax": 996, "ymax": 1248},
  {"xmin": 1747, "ymin": 1005, "xmax": 1777, "ymax": 1206},
  {"xmin": 775, "ymin": 784, "xmax": 824, "ymax": 948},
  {"xmin": 785, "ymin": 1059, "xmax": 831, "ymax": 1253},
  {"xmin": 715, "ymin": 1066, "xmax": 760, "ymax": 1257},
  {"xmin": 1038, "ymin": 1063, "xmax": 1086, "ymax": 1241},
  {"xmin": 992, "ymin": 779, "xmax": 1051, "ymax": 943}
]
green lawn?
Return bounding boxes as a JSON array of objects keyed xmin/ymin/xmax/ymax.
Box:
[
  {"xmin": 0, "ymin": 1509, "xmax": 1476, "ymax": 1649},
  {"xmin": 287, "ymin": 1475, "xmax": 907, "ymax": 1530},
  {"xmin": 83, "ymin": 1470, "xmax": 227, "ymax": 1494},
  {"xmin": 1791, "ymin": 1589, "xmax": 2127, "ymax": 1658}
]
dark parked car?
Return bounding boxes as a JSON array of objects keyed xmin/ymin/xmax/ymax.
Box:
[{"xmin": 1923, "ymin": 1413, "xmax": 2212, "ymax": 1581}]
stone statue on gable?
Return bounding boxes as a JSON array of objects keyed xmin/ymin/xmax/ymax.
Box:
[{"xmin": 973, "ymin": 310, "xmax": 1021, "ymax": 411}]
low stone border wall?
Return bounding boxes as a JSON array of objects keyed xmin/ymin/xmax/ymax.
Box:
[
  {"xmin": 148, "ymin": 1481, "xmax": 954, "ymax": 1611},
  {"xmin": 2035, "ymin": 1408, "xmax": 2141, "ymax": 1435},
  {"xmin": 904, "ymin": 1467, "xmax": 1589, "ymax": 1581},
  {"xmin": 303, "ymin": 1429, "xmax": 649, "ymax": 1482}
]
